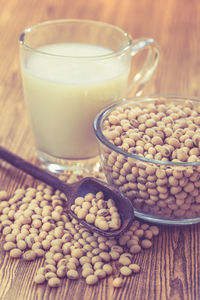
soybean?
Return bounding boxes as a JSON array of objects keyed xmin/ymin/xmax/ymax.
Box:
[
  {"xmin": 0, "ymin": 184, "xmax": 160, "ymax": 290},
  {"xmin": 113, "ymin": 277, "xmax": 123, "ymax": 288},
  {"xmin": 72, "ymin": 191, "xmax": 121, "ymax": 231},
  {"xmin": 102, "ymin": 100, "xmax": 200, "ymax": 220}
]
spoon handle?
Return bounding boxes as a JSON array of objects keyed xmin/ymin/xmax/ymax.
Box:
[{"xmin": 0, "ymin": 145, "xmax": 70, "ymax": 195}]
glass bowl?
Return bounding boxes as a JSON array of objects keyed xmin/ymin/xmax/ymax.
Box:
[{"xmin": 94, "ymin": 95, "xmax": 200, "ymax": 225}]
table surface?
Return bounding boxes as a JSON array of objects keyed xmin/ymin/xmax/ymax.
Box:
[{"xmin": 0, "ymin": 0, "xmax": 200, "ymax": 299}]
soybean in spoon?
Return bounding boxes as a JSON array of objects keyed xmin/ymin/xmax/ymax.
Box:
[{"xmin": 0, "ymin": 145, "xmax": 134, "ymax": 237}]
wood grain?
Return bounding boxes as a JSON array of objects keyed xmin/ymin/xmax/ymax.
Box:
[{"xmin": 0, "ymin": 0, "xmax": 200, "ymax": 299}]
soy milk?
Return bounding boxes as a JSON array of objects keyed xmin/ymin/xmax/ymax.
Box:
[{"xmin": 21, "ymin": 43, "xmax": 129, "ymax": 159}]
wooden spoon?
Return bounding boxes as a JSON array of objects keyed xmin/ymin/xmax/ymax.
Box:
[{"xmin": 0, "ymin": 146, "xmax": 134, "ymax": 237}]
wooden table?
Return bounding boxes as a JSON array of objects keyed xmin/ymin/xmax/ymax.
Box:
[{"xmin": 0, "ymin": 0, "xmax": 200, "ymax": 299}]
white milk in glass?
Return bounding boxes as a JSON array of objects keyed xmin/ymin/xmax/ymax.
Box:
[{"xmin": 21, "ymin": 43, "xmax": 129, "ymax": 159}]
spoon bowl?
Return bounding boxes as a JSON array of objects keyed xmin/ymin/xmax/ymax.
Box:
[{"xmin": 0, "ymin": 146, "xmax": 134, "ymax": 237}]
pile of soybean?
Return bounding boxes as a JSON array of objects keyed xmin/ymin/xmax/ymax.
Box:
[
  {"xmin": 102, "ymin": 100, "xmax": 200, "ymax": 219},
  {"xmin": 71, "ymin": 191, "xmax": 122, "ymax": 231},
  {"xmin": 0, "ymin": 183, "xmax": 159, "ymax": 288}
]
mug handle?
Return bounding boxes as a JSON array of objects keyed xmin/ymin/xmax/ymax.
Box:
[{"xmin": 127, "ymin": 38, "xmax": 160, "ymax": 96}]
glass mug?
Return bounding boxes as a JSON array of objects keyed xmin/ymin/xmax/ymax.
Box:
[{"xmin": 19, "ymin": 19, "xmax": 160, "ymax": 173}]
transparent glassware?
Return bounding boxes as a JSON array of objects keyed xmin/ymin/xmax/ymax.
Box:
[
  {"xmin": 94, "ymin": 96, "xmax": 200, "ymax": 225},
  {"xmin": 19, "ymin": 19, "xmax": 159, "ymax": 173}
]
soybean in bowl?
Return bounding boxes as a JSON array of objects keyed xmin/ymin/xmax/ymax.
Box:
[{"xmin": 94, "ymin": 96, "xmax": 200, "ymax": 225}]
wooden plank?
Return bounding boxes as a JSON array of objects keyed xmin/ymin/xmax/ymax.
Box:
[{"xmin": 0, "ymin": 0, "xmax": 200, "ymax": 299}]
